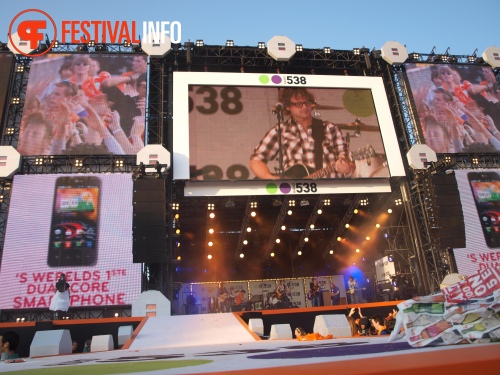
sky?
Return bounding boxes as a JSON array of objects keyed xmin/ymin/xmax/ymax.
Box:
[{"xmin": 0, "ymin": 0, "xmax": 498, "ymax": 57}]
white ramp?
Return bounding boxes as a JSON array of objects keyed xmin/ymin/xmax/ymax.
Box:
[{"xmin": 129, "ymin": 313, "xmax": 257, "ymax": 349}]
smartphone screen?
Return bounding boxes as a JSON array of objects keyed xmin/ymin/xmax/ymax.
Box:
[
  {"xmin": 468, "ymin": 171, "xmax": 500, "ymax": 248},
  {"xmin": 48, "ymin": 176, "xmax": 101, "ymax": 267}
]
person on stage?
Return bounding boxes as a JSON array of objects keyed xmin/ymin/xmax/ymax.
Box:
[
  {"xmin": 330, "ymin": 282, "xmax": 341, "ymax": 305},
  {"xmin": 234, "ymin": 290, "xmax": 251, "ymax": 311},
  {"xmin": 276, "ymin": 279, "xmax": 290, "ymax": 307},
  {"xmin": 347, "ymin": 276, "xmax": 360, "ymax": 304},
  {"xmin": 49, "ymin": 273, "xmax": 71, "ymax": 320},
  {"xmin": 250, "ymin": 87, "xmax": 354, "ymax": 179},
  {"xmin": 308, "ymin": 277, "xmax": 322, "ymax": 307},
  {"xmin": 216, "ymin": 282, "xmax": 231, "ymax": 313}
]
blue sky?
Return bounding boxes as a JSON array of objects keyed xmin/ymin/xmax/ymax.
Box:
[{"xmin": 0, "ymin": 0, "xmax": 498, "ymax": 56}]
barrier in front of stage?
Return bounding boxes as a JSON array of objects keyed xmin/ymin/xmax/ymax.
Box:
[
  {"xmin": 248, "ymin": 318, "xmax": 264, "ymax": 336},
  {"xmin": 313, "ymin": 314, "xmax": 351, "ymax": 337},
  {"xmin": 30, "ymin": 329, "xmax": 72, "ymax": 357},
  {"xmin": 118, "ymin": 325, "xmax": 134, "ymax": 346},
  {"xmin": 270, "ymin": 324, "xmax": 292, "ymax": 339},
  {"xmin": 91, "ymin": 334, "xmax": 114, "ymax": 352}
]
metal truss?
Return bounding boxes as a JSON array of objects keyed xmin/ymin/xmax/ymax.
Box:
[
  {"xmin": 292, "ymin": 195, "xmax": 326, "ymax": 259},
  {"xmin": 321, "ymin": 194, "xmax": 362, "ymax": 258},
  {"xmin": 263, "ymin": 197, "xmax": 290, "ymax": 260},
  {"xmin": 19, "ymin": 155, "xmax": 137, "ymax": 174},
  {"xmin": 165, "ymin": 46, "xmax": 373, "ymax": 75},
  {"xmin": 233, "ymin": 196, "xmax": 255, "ymax": 261}
]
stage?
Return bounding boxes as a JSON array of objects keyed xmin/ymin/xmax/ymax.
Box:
[{"xmin": 1, "ymin": 302, "xmax": 499, "ymax": 374}]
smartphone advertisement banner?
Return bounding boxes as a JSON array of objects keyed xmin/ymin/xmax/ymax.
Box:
[
  {"xmin": 455, "ymin": 169, "xmax": 500, "ymax": 275},
  {"xmin": 0, "ymin": 174, "xmax": 141, "ymax": 309}
]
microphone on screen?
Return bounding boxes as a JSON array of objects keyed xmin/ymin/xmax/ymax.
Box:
[{"xmin": 272, "ymin": 102, "xmax": 284, "ymax": 114}]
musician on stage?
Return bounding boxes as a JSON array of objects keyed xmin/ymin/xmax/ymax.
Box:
[
  {"xmin": 308, "ymin": 277, "xmax": 323, "ymax": 307},
  {"xmin": 216, "ymin": 282, "xmax": 231, "ymax": 313},
  {"xmin": 347, "ymin": 276, "xmax": 361, "ymax": 304},
  {"xmin": 249, "ymin": 87, "xmax": 355, "ymax": 179},
  {"xmin": 330, "ymin": 282, "xmax": 341, "ymax": 305},
  {"xmin": 276, "ymin": 279, "xmax": 290, "ymax": 306}
]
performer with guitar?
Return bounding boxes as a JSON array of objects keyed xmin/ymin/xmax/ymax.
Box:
[
  {"xmin": 276, "ymin": 279, "xmax": 290, "ymax": 307},
  {"xmin": 347, "ymin": 276, "xmax": 364, "ymax": 304},
  {"xmin": 250, "ymin": 87, "xmax": 355, "ymax": 179},
  {"xmin": 216, "ymin": 282, "xmax": 231, "ymax": 313},
  {"xmin": 307, "ymin": 277, "xmax": 323, "ymax": 307}
]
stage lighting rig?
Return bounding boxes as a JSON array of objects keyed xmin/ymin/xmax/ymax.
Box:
[
  {"xmin": 258, "ymin": 42, "xmax": 266, "ymax": 49},
  {"xmin": 295, "ymin": 44, "xmax": 303, "ymax": 52},
  {"xmin": 195, "ymin": 40, "xmax": 204, "ymax": 47}
]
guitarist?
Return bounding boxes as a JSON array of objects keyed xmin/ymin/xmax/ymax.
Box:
[
  {"xmin": 250, "ymin": 87, "xmax": 355, "ymax": 179},
  {"xmin": 276, "ymin": 279, "xmax": 290, "ymax": 307},
  {"xmin": 307, "ymin": 277, "xmax": 323, "ymax": 307},
  {"xmin": 347, "ymin": 276, "xmax": 361, "ymax": 304},
  {"xmin": 216, "ymin": 282, "xmax": 231, "ymax": 313}
]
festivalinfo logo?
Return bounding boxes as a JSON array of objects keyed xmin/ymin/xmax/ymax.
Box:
[{"xmin": 8, "ymin": 9, "xmax": 181, "ymax": 56}]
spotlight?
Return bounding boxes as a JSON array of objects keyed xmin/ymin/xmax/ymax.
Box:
[
  {"xmin": 124, "ymin": 40, "xmax": 131, "ymax": 47},
  {"xmin": 225, "ymin": 40, "xmax": 234, "ymax": 47},
  {"xmin": 74, "ymin": 159, "xmax": 84, "ymax": 168},
  {"xmin": 11, "ymin": 97, "xmax": 20, "ymax": 105},
  {"xmin": 250, "ymin": 201, "xmax": 258, "ymax": 208},
  {"xmin": 289, "ymin": 200, "xmax": 296, "ymax": 207},
  {"xmin": 196, "ymin": 40, "xmax": 204, "ymax": 47},
  {"xmin": 5, "ymin": 127, "xmax": 14, "ymax": 135},
  {"xmin": 207, "ymin": 203, "xmax": 214, "ymax": 210},
  {"xmin": 410, "ymin": 53, "xmax": 420, "ymax": 60},
  {"xmin": 115, "ymin": 159, "xmax": 124, "ymax": 167},
  {"xmin": 353, "ymin": 48, "xmax": 360, "ymax": 55},
  {"xmin": 53, "ymin": 40, "xmax": 59, "ymax": 48},
  {"xmin": 388, "ymin": 255, "xmax": 394, "ymax": 262},
  {"xmin": 468, "ymin": 55, "xmax": 476, "ymax": 63},
  {"xmin": 95, "ymin": 44, "xmax": 107, "ymax": 52},
  {"xmin": 296, "ymin": 44, "xmax": 303, "ymax": 52},
  {"xmin": 76, "ymin": 44, "xmax": 88, "ymax": 52},
  {"xmin": 258, "ymin": 42, "xmax": 266, "ymax": 49},
  {"xmin": 272, "ymin": 199, "xmax": 282, "ymax": 207},
  {"xmin": 323, "ymin": 198, "xmax": 330, "ymax": 206},
  {"xmin": 88, "ymin": 40, "xmax": 95, "ymax": 47},
  {"xmin": 323, "ymin": 47, "xmax": 331, "ymax": 54},
  {"xmin": 395, "ymin": 198, "xmax": 402, "ymax": 206}
]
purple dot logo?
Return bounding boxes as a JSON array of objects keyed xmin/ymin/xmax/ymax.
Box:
[
  {"xmin": 279, "ymin": 183, "xmax": 291, "ymax": 194},
  {"xmin": 271, "ymin": 75, "xmax": 282, "ymax": 84}
]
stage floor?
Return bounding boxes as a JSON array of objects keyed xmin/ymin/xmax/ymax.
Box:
[{"xmin": 1, "ymin": 309, "xmax": 499, "ymax": 374}]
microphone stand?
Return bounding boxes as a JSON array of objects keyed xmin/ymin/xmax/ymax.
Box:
[{"xmin": 274, "ymin": 107, "xmax": 284, "ymax": 179}]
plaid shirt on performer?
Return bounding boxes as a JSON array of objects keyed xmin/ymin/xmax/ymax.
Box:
[{"xmin": 250, "ymin": 117, "xmax": 348, "ymax": 178}]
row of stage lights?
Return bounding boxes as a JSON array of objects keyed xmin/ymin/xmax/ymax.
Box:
[{"xmin": 171, "ymin": 196, "xmax": 403, "ymax": 261}]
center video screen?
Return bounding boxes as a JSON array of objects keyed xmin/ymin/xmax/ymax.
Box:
[
  {"xmin": 173, "ymin": 72, "xmax": 405, "ymax": 181},
  {"xmin": 0, "ymin": 174, "xmax": 141, "ymax": 310},
  {"xmin": 18, "ymin": 53, "xmax": 148, "ymax": 156},
  {"xmin": 404, "ymin": 63, "xmax": 500, "ymax": 154}
]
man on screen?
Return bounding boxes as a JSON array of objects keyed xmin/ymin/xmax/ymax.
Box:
[{"xmin": 249, "ymin": 88, "xmax": 354, "ymax": 179}]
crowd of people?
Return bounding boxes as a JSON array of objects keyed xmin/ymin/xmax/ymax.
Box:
[
  {"xmin": 18, "ymin": 55, "xmax": 148, "ymax": 156},
  {"xmin": 411, "ymin": 65, "xmax": 500, "ymax": 153}
]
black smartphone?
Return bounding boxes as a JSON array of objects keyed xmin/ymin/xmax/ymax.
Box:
[
  {"xmin": 47, "ymin": 176, "xmax": 101, "ymax": 267},
  {"xmin": 468, "ymin": 171, "xmax": 500, "ymax": 248}
]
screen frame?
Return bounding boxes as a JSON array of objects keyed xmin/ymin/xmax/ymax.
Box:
[{"xmin": 172, "ymin": 72, "xmax": 405, "ymax": 181}]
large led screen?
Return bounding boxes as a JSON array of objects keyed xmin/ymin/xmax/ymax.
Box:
[
  {"xmin": 0, "ymin": 53, "xmax": 14, "ymax": 127},
  {"xmin": 405, "ymin": 63, "xmax": 500, "ymax": 153},
  {"xmin": 455, "ymin": 169, "xmax": 500, "ymax": 276},
  {"xmin": 0, "ymin": 174, "xmax": 141, "ymax": 309},
  {"xmin": 18, "ymin": 53, "xmax": 147, "ymax": 156},
  {"xmin": 173, "ymin": 72, "xmax": 405, "ymax": 181}
]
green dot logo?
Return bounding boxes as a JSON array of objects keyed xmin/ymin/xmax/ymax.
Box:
[
  {"xmin": 259, "ymin": 75, "xmax": 270, "ymax": 84},
  {"xmin": 266, "ymin": 183, "xmax": 278, "ymax": 194}
]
